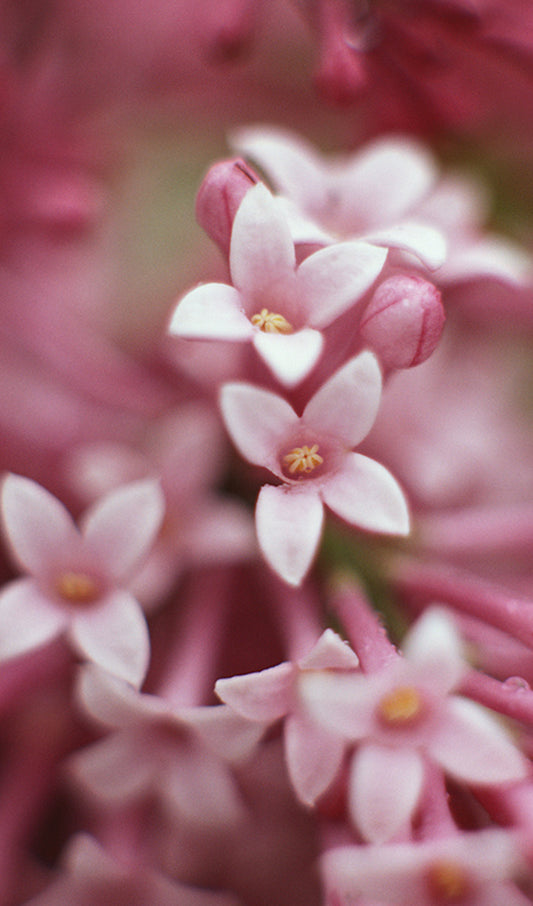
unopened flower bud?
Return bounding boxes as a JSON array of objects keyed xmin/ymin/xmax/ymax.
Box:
[
  {"xmin": 359, "ymin": 275, "xmax": 445, "ymax": 369},
  {"xmin": 195, "ymin": 157, "xmax": 259, "ymax": 255}
]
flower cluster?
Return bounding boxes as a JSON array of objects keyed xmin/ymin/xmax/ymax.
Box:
[{"xmin": 1, "ymin": 2, "xmax": 533, "ymax": 905}]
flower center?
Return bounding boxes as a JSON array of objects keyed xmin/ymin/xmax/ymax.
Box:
[
  {"xmin": 283, "ymin": 444, "xmax": 324, "ymax": 475},
  {"xmin": 55, "ymin": 571, "xmax": 100, "ymax": 605},
  {"xmin": 377, "ymin": 685, "xmax": 424, "ymax": 726},
  {"xmin": 251, "ymin": 309, "xmax": 293, "ymax": 334},
  {"xmin": 426, "ymin": 859, "xmax": 470, "ymax": 902}
]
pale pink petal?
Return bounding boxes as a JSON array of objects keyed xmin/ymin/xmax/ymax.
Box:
[
  {"xmin": 82, "ymin": 479, "xmax": 165, "ymax": 583},
  {"xmin": 321, "ymin": 841, "xmax": 423, "ymax": 904},
  {"xmin": 230, "ymin": 126, "xmax": 328, "ymax": 216},
  {"xmin": 76, "ymin": 664, "xmax": 168, "ymax": 731},
  {"xmin": 69, "ymin": 732, "xmax": 154, "ymax": 802},
  {"xmin": 321, "ymin": 453, "xmax": 410, "ymax": 535},
  {"xmin": 0, "ymin": 578, "xmax": 67, "ymax": 660},
  {"xmin": 285, "ymin": 712, "xmax": 345, "ymax": 805},
  {"xmin": 215, "ymin": 662, "xmax": 295, "ymax": 722},
  {"xmin": 168, "ymin": 283, "xmax": 253, "ymax": 340},
  {"xmin": 69, "ymin": 591, "xmax": 150, "ymax": 688},
  {"xmin": 229, "ymin": 183, "xmax": 295, "ymax": 297},
  {"xmin": 163, "ymin": 745, "xmax": 245, "ymax": 827},
  {"xmin": 182, "ymin": 704, "xmax": 266, "ymax": 761},
  {"xmin": 402, "ymin": 607, "xmax": 466, "ymax": 695},
  {"xmin": 440, "ymin": 237, "xmax": 532, "ymax": 284},
  {"xmin": 298, "ymin": 670, "xmax": 376, "ymax": 741},
  {"xmin": 219, "ymin": 382, "xmax": 298, "ymax": 474},
  {"xmin": 298, "ymin": 628, "xmax": 359, "ymax": 671},
  {"xmin": 185, "ymin": 498, "xmax": 256, "ymax": 566},
  {"xmin": 253, "ymin": 328, "xmax": 323, "ymax": 386},
  {"xmin": 364, "ymin": 221, "xmax": 447, "ymax": 270},
  {"xmin": 255, "ymin": 484, "xmax": 324, "ymax": 587},
  {"xmin": 297, "ymin": 241, "xmax": 386, "ymax": 328},
  {"xmin": 349, "ymin": 743, "xmax": 424, "ymax": 843},
  {"xmin": 429, "ymin": 696, "xmax": 528, "ymax": 784},
  {"xmin": 302, "ymin": 352, "xmax": 382, "ymax": 448},
  {"xmin": 1, "ymin": 474, "xmax": 79, "ymax": 576}
]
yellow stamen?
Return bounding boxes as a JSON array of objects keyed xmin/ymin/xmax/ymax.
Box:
[
  {"xmin": 377, "ymin": 685, "xmax": 423, "ymax": 726},
  {"xmin": 283, "ymin": 444, "xmax": 323, "ymax": 475},
  {"xmin": 426, "ymin": 859, "xmax": 469, "ymax": 901},
  {"xmin": 251, "ymin": 309, "xmax": 293, "ymax": 334},
  {"xmin": 56, "ymin": 571, "xmax": 99, "ymax": 605}
]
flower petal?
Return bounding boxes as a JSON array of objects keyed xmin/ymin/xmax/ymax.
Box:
[
  {"xmin": 215, "ymin": 662, "xmax": 295, "ymax": 722},
  {"xmin": 298, "ymin": 628, "xmax": 359, "ymax": 671},
  {"xmin": 321, "ymin": 453, "xmax": 410, "ymax": 535},
  {"xmin": 219, "ymin": 382, "xmax": 298, "ymax": 473},
  {"xmin": 1, "ymin": 474, "xmax": 79, "ymax": 576},
  {"xmin": 255, "ymin": 484, "xmax": 324, "ymax": 586},
  {"xmin": 0, "ymin": 578, "xmax": 67, "ymax": 660},
  {"xmin": 168, "ymin": 283, "xmax": 252, "ymax": 340},
  {"xmin": 429, "ymin": 696, "xmax": 529, "ymax": 785},
  {"xmin": 82, "ymin": 479, "xmax": 165, "ymax": 583},
  {"xmin": 285, "ymin": 712, "xmax": 345, "ymax": 805},
  {"xmin": 302, "ymin": 352, "xmax": 382, "ymax": 448},
  {"xmin": 349, "ymin": 743, "xmax": 424, "ymax": 843},
  {"xmin": 402, "ymin": 606, "xmax": 466, "ymax": 695},
  {"xmin": 253, "ymin": 328, "xmax": 323, "ymax": 387},
  {"xmin": 76, "ymin": 663, "xmax": 167, "ymax": 730},
  {"xmin": 297, "ymin": 241, "xmax": 386, "ymax": 328},
  {"xmin": 365, "ymin": 221, "xmax": 447, "ymax": 270},
  {"xmin": 69, "ymin": 591, "xmax": 150, "ymax": 688},
  {"xmin": 69, "ymin": 732, "xmax": 154, "ymax": 802},
  {"xmin": 229, "ymin": 183, "xmax": 295, "ymax": 297}
]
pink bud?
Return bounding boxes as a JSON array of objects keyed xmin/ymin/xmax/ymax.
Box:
[
  {"xmin": 195, "ymin": 157, "xmax": 259, "ymax": 256},
  {"xmin": 359, "ymin": 275, "xmax": 445, "ymax": 369}
]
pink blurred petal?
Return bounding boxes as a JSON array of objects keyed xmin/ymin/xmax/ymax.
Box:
[
  {"xmin": 220, "ymin": 382, "xmax": 298, "ymax": 473},
  {"xmin": 0, "ymin": 578, "xmax": 68, "ymax": 660},
  {"xmin": 252, "ymin": 328, "xmax": 323, "ymax": 386},
  {"xmin": 321, "ymin": 453, "xmax": 410, "ymax": 535},
  {"xmin": 215, "ymin": 662, "xmax": 295, "ymax": 722},
  {"xmin": 302, "ymin": 352, "xmax": 382, "ymax": 448},
  {"xmin": 82, "ymin": 479, "xmax": 165, "ymax": 583},
  {"xmin": 349, "ymin": 743, "xmax": 424, "ymax": 843},
  {"xmin": 1, "ymin": 474, "xmax": 79, "ymax": 576},
  {"xmin": 364, "ymin": 221, "xmax": 447, "ymax": 270},
  {"xmin": 255, "ymin": 484, "xmax": 324, "ymax": 587},
  {"xmin": 285, "ymin": 712, "xmax": 345, "ymax": 805},
  {"xmin": 168, "ymin": 283, "xmax": 252, "ymax": 340},
  {"xmin": 163, "ymin": 745, "xmax": 245, "ymax": 827},
  {"xmin": 69, "ymin": 732, "xmax": 154, "ymax": 803},
  {"xmin": 76, "ymin": 663, "xmax": 167, "ymax": 730},
  {"xmin": 402, "ymin": 606, "xmax": 466, "ymax": 695},
  {"xmin": 70, "ymin": 590, "xmax": 150, "ymax": 688}
]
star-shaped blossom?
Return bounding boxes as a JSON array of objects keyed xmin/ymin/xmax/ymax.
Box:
[
  {"xmin": 168, "ymin": 182, "xmax": 387, "ymax": 386},
  {"xmin": 216, "ymin": 628, "xmax": 360, "ymax": 807},
  {"xmin": 70, "ymin": 665, "xmax": 264, "ymax": 828},
  {"xmin": 322, "ymin": 828, "xmax": 529, "ymax": 906},
  {"xmin": 220, "ymin": 350, "xmax": 410, "ymax": 586},
  {"xmin": 301, "ymin": 608, "xmax": 529, "ymax": 843},
  {"xmin": 0, "ymin": 474, "xmax": 165, "ymax": 687}
]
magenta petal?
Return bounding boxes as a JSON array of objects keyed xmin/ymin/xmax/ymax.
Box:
[
  {"xmin": 168, "ymin": 282, "xmax": 253, "ymax": 340},
  {"xmin": 253, "ymin": 328, "xmax": 323, "ymax": 387},
  {"xmin": 229, "ymin": 183, "xmax": 295, "ymax": 296},
  {"xmin": 285, "ymin": 712, "xmax": 345, "ymax": 806},
  {"xmin": 1, "ymin": 474, "xmax": 79, "ymax": 576},
  {"xmin": 255, "ymin": 485, "xmax": 324, "ymax": 586},
  {"xmin": 0, "ymin": 578, "xmax": 67, "ymax": 660},
  {"xmin": 429, "ymin": 696, "xmax": 528, "ymax": 784},
  {"xmin": 298, "ymin": 241, "xmax": 386, "ymax": 329},
  {"xmin": 220, "ymin": 382, "xmax": 298, "ymax": 473},
  {"xmin": 81, "ymin": 478, "xmax": 165, "ymax": 583},
  {"xmin": 302, "ymin": 352, "xmax": 382, "ymax": 448},
  {"xmin": 215, "ymin": 662, "xmax": 295, "ymax": 722},
  {"xmin": 322, "ymin": 453, "xmax": 410, "ymax": 535},
  {"xmin": 350, "ymin": 743, "xmax": 424, "ymax": 843},
  {"xmin": 70, "ymin": 591, "xmax": 150, "ymax": 688}
]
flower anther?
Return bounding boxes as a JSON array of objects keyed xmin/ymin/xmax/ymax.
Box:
[
  {"xmin": 376, "ymin": 684, "xmax": 424, "ymax": 727},
  {"xmin": 426, "ymin": 859, "xmax": 470, "ymax": 902},
  {"xmin": 55, "ymin": 571, "xmax": 100, "ymax": 605},
  {"xmin": 283, "ymin": 444, "xmax": 324, "ymax": 475},
  {"xmin": 250, "ymin": 309, "xmax": 293, "ymax": 334}
]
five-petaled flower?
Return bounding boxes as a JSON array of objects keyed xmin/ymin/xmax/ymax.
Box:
[
  {"xmin": 0, "ymin": 474, "xmax": 165, "ymax": 687},
  {"xmin": 219, "ymin": 350, "xmax": 410, "ymax": 586},
  {"xmin": 168, "ymin": 182, "xmax": 387, "ymax": 387}
]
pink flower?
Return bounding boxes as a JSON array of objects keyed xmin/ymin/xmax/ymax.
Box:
[
  {"xmin": 220, "ymin": 351, "xmax": 410, "ymax": 585},
  {"xmin": 70, "ymin": 665, "xmax": 263, "ymax": 828},
  {"xmin": 322, "ymin": 828, "xmax": 528, "ymax": 906},
  {"xmin": 0, "ymin": 474, "xmax": 165, "ymax": 687},
  {"xmin": 302, "ymin": 608, "xmax": 528, "ymax": 843},
  {"xmin": 169, "ymin": 183, "xmax": 386, "ymax": 387},
  {"xmin": 215, "ymin": 628, "xmax": 359, "ymax": 806}
]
